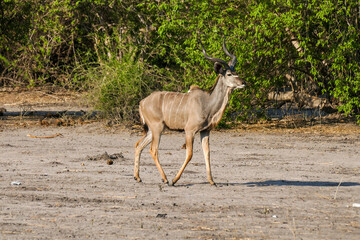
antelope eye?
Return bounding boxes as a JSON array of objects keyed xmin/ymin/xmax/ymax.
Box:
[{"xmin": 227, "ymin": 73, "xmax": 232, "ymax": 76}]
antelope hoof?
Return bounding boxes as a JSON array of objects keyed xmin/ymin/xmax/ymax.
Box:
[
  {"xmin": 161, "ymin": 179, "xmax": 169, "ymax": 185},
  {"xmin": 208, "ymin": 179, "xmax": 216, "ymax": 186},
  {"xmin": 134, "ymin": 176, "xmax": 142, "ymax": 183},
  {"xmin": 171, "ymin": 178, "xmax": 178, "ymax": 186}
]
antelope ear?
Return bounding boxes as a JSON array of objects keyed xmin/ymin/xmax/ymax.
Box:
[{"xmin": 213, "ymin": 62, "xmax": 223, "ymax": 74}]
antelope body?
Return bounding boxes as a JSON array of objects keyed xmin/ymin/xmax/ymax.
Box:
[{"xmin": 134, "ymin": 39, "xmax": 246, "ymax": 185}]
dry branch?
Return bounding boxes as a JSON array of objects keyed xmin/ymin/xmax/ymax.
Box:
[{"xmin": 27, "ymin": 133, "xmax": 63, "ymax": 139}]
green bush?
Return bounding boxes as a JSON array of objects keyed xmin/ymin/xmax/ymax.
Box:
[
  {"xmin": 84, "ymin": 54, "xmax": 160, "ymax": 122},
  {"xmin": 1, "ymin": 0, "xmax": 360, "ymax": 124}
]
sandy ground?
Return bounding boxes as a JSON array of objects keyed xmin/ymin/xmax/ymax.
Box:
[
  {"xmin": 1, "ymin": 89, "xmax": 360, "ymax": 239},
  {"xmin": 1, "ymin": 122, "xmax": 360, "ymax": 240}
]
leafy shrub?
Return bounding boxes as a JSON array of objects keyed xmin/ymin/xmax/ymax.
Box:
[
  {"xmin": 84, "ymin": 53, "xmax": 160, "ymax": 122},
  {"xmin": 1, "ymin": 0, "xmax": 360, "ymax": 124}
]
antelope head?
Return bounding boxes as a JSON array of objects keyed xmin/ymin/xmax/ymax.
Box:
[{"xmin": 200, "ymin": 38, "xmax": 246, "ymax": 90}]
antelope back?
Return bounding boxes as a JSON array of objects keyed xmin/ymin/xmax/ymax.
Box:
[{"xmin": 141, "ymin": 91, "xmax": 198, "ymax": 130}]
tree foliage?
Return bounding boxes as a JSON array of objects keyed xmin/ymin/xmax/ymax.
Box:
[{"xmin": 1, "ymin": 0, "xmax": 359, "ymax": 123}]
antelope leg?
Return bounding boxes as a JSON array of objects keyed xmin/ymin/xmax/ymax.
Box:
[
  {"xmin": 172, "ymin": 132, "xmax": 194, "ymax": 185},
  {"xmin": 134, "ymin": 129, "xmax": 152, "ymax": 182},
  {"xmin": 200, "ymin": 130, "xmax": 215, "ymax": 185},
  {"xmin": 149, "ymin": 127, "xmax": 168, "ymax": 184}
]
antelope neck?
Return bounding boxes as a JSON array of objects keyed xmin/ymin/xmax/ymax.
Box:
[{"xmin": 207, "ymin": 76, "xmax": 232, "ymax": 117}]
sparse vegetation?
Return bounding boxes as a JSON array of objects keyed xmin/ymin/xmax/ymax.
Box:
[{"xmin": 82, "ymin": 52, "xmax": 161, "ymax": 121}]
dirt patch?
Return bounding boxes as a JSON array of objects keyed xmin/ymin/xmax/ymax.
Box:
[
  {"xmin": 86, "ymin": 152, "xmax": 124, "ymax": 165},
  {"xmin": 0, "ymin": 88, "xmax": 98, "ymax": 128},
  {"xmin": 0, "ymin": 87, "xmax": 82, "ymax": 105}
]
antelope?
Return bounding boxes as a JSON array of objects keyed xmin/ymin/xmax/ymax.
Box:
[{"xmin": 134, "ymin": 38, "xmax": 246, "ymax": 185}]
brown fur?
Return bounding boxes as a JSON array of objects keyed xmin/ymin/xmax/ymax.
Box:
[{"xmin": 189, "ymin": 85, "xmax": 202, "ymax": 91}]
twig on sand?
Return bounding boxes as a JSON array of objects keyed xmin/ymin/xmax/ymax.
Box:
[
  {"xmin": 287, "ymin": 217, "xmax": 297, "ymax": 240},
  {"xmin": 333, "ymin": 176, "xmax": 344, "ymax": 200},
  {"xmin": 27, "ymin": 133, "xmax": 63, "ymax": 139}
]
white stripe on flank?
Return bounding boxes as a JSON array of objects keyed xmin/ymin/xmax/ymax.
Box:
[
  {"xmin": 162, "ymin": 92, "xmax": 169, "ymax": 115},
  {"xmin": 168, "ymin": 93, "xmax": 178, "ymax": 126},
  {"xmin": 174, "ymin": 94, "xmax": 185, "ymax": 126},
  {"xmin": 183, "ymin": 93, "xmax": 189, "ymax": 124}
]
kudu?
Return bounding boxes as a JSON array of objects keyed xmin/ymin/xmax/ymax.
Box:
[{"xmin": 134, "ymin": 38, "xmax": 246, "ymax": 185}]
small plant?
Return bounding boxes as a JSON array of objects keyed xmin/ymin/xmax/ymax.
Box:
[{"xmin": 84, "ymin": 53, "xmax": 159, "ymax": 122}]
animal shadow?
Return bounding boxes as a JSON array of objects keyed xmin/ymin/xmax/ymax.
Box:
[
  {"xmin": 169, "ymin": 180, "xmax": 360, "ymax": 188},
  {"xmin": 242, "ymin": 180, "xmax": 360, "ymax": 187}
]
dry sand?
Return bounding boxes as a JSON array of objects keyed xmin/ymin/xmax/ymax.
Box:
[
  {"xmin": 1, "ymin": 123, "xmax": 360, "ymax": 239},
  {"xmin": 1, "ymin": 89, "xmax": 360, "ymax": 239}
]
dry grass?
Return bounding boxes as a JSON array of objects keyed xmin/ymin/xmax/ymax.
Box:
[{"xmin": 229, "ymin": 116, "xmax": 360, "ymax": 136}]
